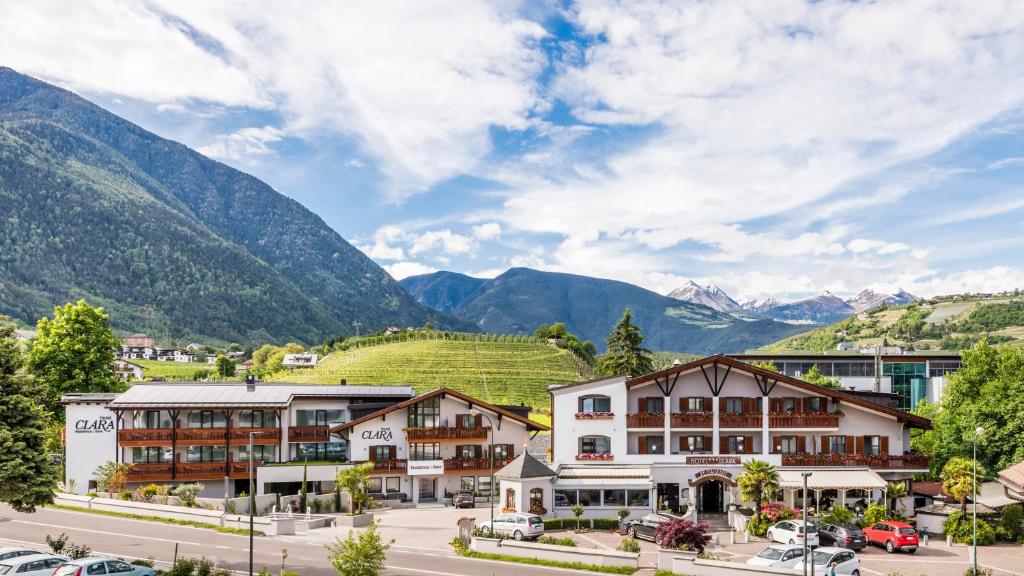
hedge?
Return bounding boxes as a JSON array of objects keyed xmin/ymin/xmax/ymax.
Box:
[{"xmin": 544, "ymin": 518, "xmax": 620, "ymax": 530}]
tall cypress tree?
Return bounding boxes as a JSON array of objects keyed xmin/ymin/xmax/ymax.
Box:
[
  {"xmin": 0, "ymin": 318, "xmax": 58, "ymax": 512},
  {"xmin": 599, "ymin": 308, "xmax": 654, "ymax": 377}
]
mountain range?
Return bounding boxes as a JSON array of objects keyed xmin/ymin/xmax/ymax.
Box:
[
  {"xmin": 668, "ymin": 282, "xmax": 918, "ymax": 324},
  {"xmin": 400, "ymin": 268, "xmax": 806, "ymax": 354},
  {"xmin": 0, "ymin": 67, "xmax": 464, "ymax": 343}
]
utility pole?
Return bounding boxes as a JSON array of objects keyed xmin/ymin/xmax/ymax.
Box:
[{"xmin": 802, "ymin": 472, "xmax": 812, "ymax": 576}]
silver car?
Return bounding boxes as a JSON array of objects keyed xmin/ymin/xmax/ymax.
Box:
[
  {"xmin": 0, "ymin": 554, "xmax": 69, "ymax": 576},
  {"xmin": 0, "ymin": 551, "xmax": 40, "ymax": 563},
  {"xmin": 53, "ymin": 558, "xmax": 156, "ymax": 576},
  {"xmin": 788, "ymin": 547, "xmax": 860, "ymax": 575}
]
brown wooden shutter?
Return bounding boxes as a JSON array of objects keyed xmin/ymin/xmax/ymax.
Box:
[
  {"xmin": 475, "ymin": 445, "xmax": 483, "ymax": 459},
  {"xmin": 880, "ymin": 436, "xmax": 889, "ymax": 454},
  {"xmin": 771, "ymin": 436, "xmax": 781, "ymax": 454},
  {"xmin": 797, "ymin": 436, "xmax": 807, "ymax": 454},
  {"xmin": 639, "ymin": 397, "xmax": 649, "ymax": 413},
  {"xmin": 855, "ymin": 436, "xmax": 865, "ymax": 454},
  {"xmin": 795, "ymin": 398, "xmax": 804, "ymax": 413},
  {"xmin": 704, "ymin": 397, "xmax": 713, "ymax": 412},
  {"xmin": 770, "ymin": 398, "xmax": 780, "ymax": 413},
  {"xmin": 369, "ymin": 445, "xmax": 378, "ymax": 461},
  {"xmin": 721, "ymin": 434, "xmax": 730, "ymax": 453},
  {"xmin": 638, "ymin": 436, "xmax": 647, "ymax": 454},
  {"xmin": 745, "ymin": 435, "xmax": 754, "ymax": 453},
  {"xmin": 680, "ymin": 397, "xmax": 687, "ymax": 412},
  {"xmin": 845, "ymin": 436, "xmax": 855, "ymax": 454},
  {"xmin": 475, "ymin": 414, "xmax": 483, "ymax": 427},
  {"xmin": 702, "ymin": 435, "xmax": 713, "ymax": 452},
  {"xmin": 821, "ymin": 436, "xmax": 830, "ymax": 454},
  {"xmin": 679, "ymin": 436, "xmax": 686, "ymax": 452}
]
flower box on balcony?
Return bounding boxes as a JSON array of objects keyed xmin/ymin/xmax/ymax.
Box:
[
  {"xmin": 575, "ymin": 412, "xmax": 615, "ymax": 420},
  {"xmin": 576, "ymin": 453, "xmax": 614, "ymax": 461}
]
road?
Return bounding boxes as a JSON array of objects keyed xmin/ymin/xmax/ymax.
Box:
[{"xmin": 0, "ymin": 506, "xmax": 597, "ymax": 576}]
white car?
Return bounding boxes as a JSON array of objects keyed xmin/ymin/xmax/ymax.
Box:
[
  {"xmin": 790, "ymin": 547, "xmax": 860, "ymax": 575},
  {"xmin": 0, "ymin": 551, "xmax": 41, "ymax": 563},
  {"xmin": 477, "ymin": 513, "xmax": 545, "ymax": 540},
  {"xmin": 766, "ymin": 520, "xmax": 819, "ymax": 547},
  {"xmin": 0, "ymin": 554, "xmax": 69, "ymax": 576},
  {"xmin": 746, "ymin": 544, "xmax": 806, "ymax": 567}
]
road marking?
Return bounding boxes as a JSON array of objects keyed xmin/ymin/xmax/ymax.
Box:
[
  {"xmin": 40, "ymin": 507, "xmax": 252, "ymax": 539},
  {"xmin": 9, "ymin": 519, "xmax": 204, "ymax": 546}
]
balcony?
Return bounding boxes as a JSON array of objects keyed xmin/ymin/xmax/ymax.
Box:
[
  {"xmin": 719, "ymin": 413, "xmax": 762, "ymax": 428},
  {"xmin": 443, "ymin": 457, "xmax": 513, "ymax": 472},
  {"xmin": 178, "ymin": 428, "xmax": 227, "ymax": 444},
  {"xmin": 576, "ymin": 453, "xmax": 614, "ymax": 461},
  {"xmin": 769, "ymin": 413, "xmax": 839, "ymax": 428},
  {"xmin": 356, "ymin": 459, "xmax": 408, "ymax": 473},
  {"xmin": 124, "ymin": 459, "xmax": 265, "ymax": 482},
  {"xmin": 405, "ymin": 426, "xmax": 490, "ymax": 441},
  {"xmin": 782, "ymin": 453, "xmax": 930, "ymax": 469},
  {"xmin": 119, "ymin": 428, "xmax": 173, "ymax": 446},
  {"xmin": 230, "ymin": 427, "xmax": 281, "ymax": 443},
  {"xmin": 288, "ymin": 425, "xmax": 330, "ymax": 443},
  {"xmin": 124, "ymin": 462, "xmax": 174, "ymax": 482},
  {"xmin": 575, "ymin": 412, "xmax": 615, "ymax": 420},
  {"xmin": 670, "ymin": 413, "xmax": 712, "ymax": 428},
  {"xmin": 626, "ymin": 413, "xmax": 664, "ymax": 428}
]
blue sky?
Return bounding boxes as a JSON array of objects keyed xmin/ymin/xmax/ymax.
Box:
[{"xmin": 4, "ymin": 0, "xmax": 1024, "ymax": 303}]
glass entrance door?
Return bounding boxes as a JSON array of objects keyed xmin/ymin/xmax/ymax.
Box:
[{"xmin": 418, "ymin": 477, "xmax": 437, "ymax": 502}]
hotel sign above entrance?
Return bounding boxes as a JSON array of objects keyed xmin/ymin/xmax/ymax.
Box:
[{"xmin": 685, "ymin": 456, "xmax": 740, "ymax": 465}]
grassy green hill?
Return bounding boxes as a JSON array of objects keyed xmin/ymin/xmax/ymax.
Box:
[
  {"xmin": 131, "ymin": 359, "xmax": 242, "ymax": 381},
  {"xmin": 760, "ymin": 292, "xmax": 1024, "ymax": 352},
  {"xmin": 271, "ymin": 337, "xmax": 597, "ymax": 414}
]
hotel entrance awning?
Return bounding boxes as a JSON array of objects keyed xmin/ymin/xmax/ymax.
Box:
[{"xmin": 778, "ymin": 468, "xmax": 887, "ymax": 490}]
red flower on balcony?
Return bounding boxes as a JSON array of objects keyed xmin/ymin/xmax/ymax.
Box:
[
  {"xmin": 576, "ymin": 452, "xmax": 614, "ymax": 461},
  {"xmin": 575, "ymin": 412, "xmax": 615, "ymax": 420}
]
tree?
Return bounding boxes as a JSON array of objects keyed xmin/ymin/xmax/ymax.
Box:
[
  {"xmin": 655, "ymin": 518, "xmax": 712, "ymax": 552},
  {"xmin": 299, "ymin": 461, "xmax": 309, "ymax": 511},
  {"xmin": 215, "ymin": 355, "xmax": 236, "ymax": 378},
  {"xmin": 886, "ymin": 481, "xmax": 908, "ymax": 515},
  {"xmin": 942, "ymin": 456, "xmax": 985, "ymax": 514},
  {"xmin": 801, "ymin": 365, "xmax": 841, "ymax": 389},
  {"xmin": 737, "ymin": 459, "xmax": 780, "ymax": 526},
  {"xmin": 599, "ymin": 309, "xmax": 654, "ymax": 377},
  {"xmin": 252, "ymin": 344, "xmax": 278, "ymax": 367},
  {"xmin": 337, "ymin": 462, "xmax": 375, "ymax": 515},
  {"xmin": 27, "ymin": 300, "xmax": 121, "ymax": 414},
  {"xmin": 910, "ymin": 400, "xmax": 940, "ymax": 468},
  {"xmin": 227, "ymin": 343, "xmax": 243, "ymax": 353},
  {"xmin": 326, "ymin": 521, "xmax": 392, "ymax": 576},
  {"xmin": 0, "ymin": 319, "xmax": 59, "ymax": 512},
  {"xmin": 750, "ymin": 361, "xmax": 779, "ymax": 373},
  {"xmin": 93, "ymin": 460, "xmax": 133, "ymax": 494}
]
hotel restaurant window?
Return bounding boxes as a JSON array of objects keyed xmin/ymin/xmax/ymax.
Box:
[
  {"xmin": 408, "ymin": 397, "xmax": 440, "ymax": 428},
  {"xmin": 409, "ymin": 442, "xmax": 441, "ymax": 461},
  {"xmin": 578, "ymin": 489, "xmax": 601, "ymax": 506},
  {"xmin": 239, "ymin": 410, "xmax": 278, "ymax": 428},
  {"xmin": 603, "ymin": 489, "xmax": 625, "ymax": 506},
  {"xmin": 132, "ymin": 446, "xmax": 172, "ymax": 463},
  {"xmin": 187, "ymin": 445, "xmax": 226, "ymax": 462},
  {"xmin": 555, "ymin": 489, "xmax": 650, "ymax": 508},
  {"xmin": 293, "ymin": 442, "xmax": 345, "ymax": 461},
  {"xmin": 188, "ymin": 410, "xmax": 226, "ymax": 428},
  {"xmin": 579, "ymin": 395, "xmax": 611, "ymax": 413},
  {"xmin": 579, "ymin": 435, "xmax": 611, "ymax": 455}
]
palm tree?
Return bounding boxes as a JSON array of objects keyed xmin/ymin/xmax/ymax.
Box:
[
  {"xmin": 886, "ymin": 481, "xmax": 908, "ymax": 515},
  {"xmin": 738, "ymin": 459, "xmax": 780, "ymax": 525},
  {"xmin": 942, "ymin": 456, "xmax": 986, "ymax": 515}
]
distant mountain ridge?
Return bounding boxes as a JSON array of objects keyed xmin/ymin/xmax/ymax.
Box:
[
  {"xmin": 0, "ymin": 67, "xmax": 465, "ymax": 343},
  {"xmin": 667, "ymin": 281, "xmax": 741, "ymax": 312},
  {"xmin": 401, "ymin": 268, "xmax": 806, "ymax": 354}
]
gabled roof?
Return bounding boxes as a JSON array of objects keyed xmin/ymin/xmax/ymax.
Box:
[
  {"xmin": 627, "ymin": 354, "xmax": 932, "ymax": 429},
  {"xmin": 105, "ymin": 382, "xmax": 414, "ymax": 409},
  {"xmin": 331, "ymin": 387, "xmax": 550, "ymax": 433},
  {"xmin": 496, "ymin": 451, "xmax": 555, "ymax": 479},
  {"xmin": 998, "ymin": 460, "xmax": 1024, "ymax": 493}
]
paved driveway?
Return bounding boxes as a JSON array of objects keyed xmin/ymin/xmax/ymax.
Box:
[{"xmin": 292, "ymin": 505, "xmax": 488, "ymax": 552}]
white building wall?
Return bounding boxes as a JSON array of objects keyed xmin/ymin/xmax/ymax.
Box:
[{"xmin": 64, "ymin": 402, "xmax": 118, "ymax": 494}]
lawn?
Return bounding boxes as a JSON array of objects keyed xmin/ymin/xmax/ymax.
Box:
[{"xmin": 133, "ymin": 359, "xmax": 240, "ymax": 381}]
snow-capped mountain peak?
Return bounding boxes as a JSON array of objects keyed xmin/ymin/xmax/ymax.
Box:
[
  {"xmin": 849, "ymin": 288, "xmax": 919, "ymax": 311},
  {"xmin": 667, "ymin": 281, "xmax": 741, "ymax": 312}
]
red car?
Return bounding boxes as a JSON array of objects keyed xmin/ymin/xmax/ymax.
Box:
[{"xmin": 863, "ymin": 521, "xmax": 919, "ymax": 553}]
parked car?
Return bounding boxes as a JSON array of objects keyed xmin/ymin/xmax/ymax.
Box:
[
  {"xmin": 453, "ymin": 491, "xmax": 475, "ymax": 508},
  {"xmin": 789, "ymin": 547, "xmax": 860, "ymax": 575},
  {"xmin": 52, "ymin": 558, "xmax": 157, "ymax": 576},
  {"xmin": 0, "ymin": 554, "xmax": 68, "ymax": 576},
  {"xmin": 818, "ymin": 524, "xmax": 867, "ymax": 550},
  {"xmin": 746, "ymin": 544, "xmax": 806, "ymax": 567},
  {"xmin": 766, "ymin": 520, "xmax": 819, "ymax": 547},
  {"xmin": 625, "ymin": 513, "xmax": 675, "ymax": 543},
  {"xmin": 477, "ymin": 513, "xmax": 544, "ymax": 540},
  {"xmin": 863, "ymin": 521, "xmax": 919, "ymax": 553},
  {"xmin": 0, "ymin": 550, "xmax": 40, "ymax": 563}
]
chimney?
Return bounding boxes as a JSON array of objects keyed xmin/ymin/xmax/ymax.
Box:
[
  {"xmin": 339, "ymin": 378, "xmax": 347, "ymax": 386},
  {"xmin": 246, "ymin": 374, "xmax": 256, "ymax": 391}
]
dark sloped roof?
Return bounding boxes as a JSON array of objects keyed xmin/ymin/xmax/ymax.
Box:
[{"xmin": 496, "ymin": 451, "xmax": 555, "ymax": 479}]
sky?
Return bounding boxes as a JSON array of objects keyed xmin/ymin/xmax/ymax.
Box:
[{"xmin": 3, "ymin": 0, "xmax": 1024, "ymax": 304}]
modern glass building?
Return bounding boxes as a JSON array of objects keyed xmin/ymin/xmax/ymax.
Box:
[{"xmin": 883, "ymin": 362, "xmax": 928, "ymax": 411}]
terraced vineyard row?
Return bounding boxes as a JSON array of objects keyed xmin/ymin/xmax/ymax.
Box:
[{"xmin": 271, "ymin": 338, "xmax": 596, "ymax": 409}]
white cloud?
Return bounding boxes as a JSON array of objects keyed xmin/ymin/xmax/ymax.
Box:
[
  {"xmin": 408, "ymin": 229, "xmax": 475, "ymax": 256},
  {"xmin": 906, "ymin": 266, "xmax": 1024, "ymax": 296},
  {"xmin": 358, "ymin": 226, "xmax": 406, "ymax": 261},
  {"xmin": 384, "ymin": 261, "xmax": 436, "ymax": 280},
  {"xmin": 926, "ymin": 194, "xmax": 1024, "ymax": 226},
  {"xmin": 197, "ymin": 126, "xmax": 285, "ymax": 160},
  {"xmin": 846, "ymin": 239, "xmax": 912, "ymax": 256},
  {"xmin": 471, "ymin": 222, "xmax": 502, "ymax": 241}
]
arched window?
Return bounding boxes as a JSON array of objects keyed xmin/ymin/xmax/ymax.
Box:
[
  {"xmin": 530, "ymin": 487, "xmax": 545, "ymax": 514},
  {"xmin": 578, "ymin": 395, "xmax": 611, "ymax": 413},
  {"xmin": 505, "ymin": 488, "xmax": 516, "ymax": 512}
]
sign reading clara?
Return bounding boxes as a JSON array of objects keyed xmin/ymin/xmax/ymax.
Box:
[
  {"xmin": 74, "ymin": 415, "xmax": 115, "ymax": 434},
  {"xmin": 361, "ymin": 427, "xmax": 393, "ymax": 442},
  {"xmin": 407, "ymin": 460, "xmax": 444, "ymax": 475}
]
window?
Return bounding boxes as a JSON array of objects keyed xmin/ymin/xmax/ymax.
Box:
[
  {"xmin": 455, "ymin": 414, "xmax": 478, "ymax": 428},
  {"xmin": 293, "ymin": 442, "xmax": 346, "ymax": 461},
  {"xmin": 727, "ymin": 436, "xmax": 746, "ymax": 454},
  {"xmin": 239, "ymin": 410, "xmax": 278, "ymax": 428},
  {"xmin": 188, "ymin": 410, "xmax": 226, "ymax": 428},
  {"xmin": 408, "ymin": 396, "xmax": 440, "ymax": 428},
  {"xmin": 134, "ymin": 410, "xmax": 173, "ymax": 429},
  {"xmin": 781, "ymin": 398, "xmax": 796, "ymax": 412},
  {"xmin": 642, "ymin": 397, "xmax": 664, "ymax": 413},
  {"xmin": 627, "ymin": 490, "xmax": 650, "ymax": 507},
  {"xmin": 460, "ymin": 476, "xmax": 475, "ymax": 491},
  {"xmin": 505, "ymin": 488, "xmax": 516, "ymax": 510},
  {"xmin": 409, "ymin": 443, "xmax": 441, "ymax": 461},
  {"xmin": 478, "ymin": 476, "xmax": 492, "ymax": 493},
  {"xmin": 386, "ymin": 477, "xmax": 401, "ymax": 493},
  {"xmin": 367, "ymin": 477, "xmax": 383, "ymax": 494},
  {"xmin": 555, "ymin": 489, "xmax": 577, "ymax": 507},
  {"xmin": 777, "ymin": 436, "xmax": 798, "ymax": 455},
  {"xmin": 578, "ymin": 489, "xmax": 601, "ymax": 506},
  {"xmin": 828, "ymin": 436, "xmax": 847, "ymax": 454},
  {"xmin": 643, "ymin": 435, "xmax": 664, "ymax": 454},
  {"xmin": 603, "ymin": 489, "xmax": 625, "ymax": 506},
  {"xmin": 685, "ymin": 436, "xmax": 706, "ymax": 452},
  {"xmin": 86, "ymin": 564, "xmax": 106, "ymax": 575},
  {"xmin": 492, "ymin": 444, "xmax": 512, "ymax": 461},
  {"xmin": 369, "ymin": 445, "xmax": 397, "ymax": 461},
  {"xmin": 295, "ymin": 409, "xmax": 345, "ymax": 427},
  {"xmin": 579, "ymin": 395, "xmax": 611, "ymax": 413},
  {"xmin": 132, "ymin": 446, "xmax": 172, "ymax": 463},
  {"xmin": 864, "ymin": 436, "xmax": 881, "ymax": 456},
  {"xmin": 530, "ymin": 488, "xmax": 544, "ymax": 513},
  {"xmin": 186, "ymin": 445, "xmax": 226, "ymax": 462},
  {"xmin": 724, "ymin": 398, "xmax": 743, "ymax": 414},
  {"xmin": 580, "ymin": 436, "xmax": 611, "ymax": 454},
  {"xmin": 929, "ymin": 361, "xmax": 961, "ymax": 377},
  {"xmin": 238, "ymin": 444, "xmax": 277, "ymax": 462},
  {"xmin": 456, "ymin": 444, "xmax": 480, "ymax": 459},
  {"xmin": 686, "ymin": 397, "xmax": 705, "ymax": 412},
  {"xmin": 105, "ymin": 562, "xmax": 132, "ymax": 574},
  {"xmin": 805, "ymin": 398, "xmax": 824, "ymax": 413}
]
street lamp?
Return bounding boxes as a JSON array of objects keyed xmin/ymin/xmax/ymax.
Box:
[
  {"xmin": 801, "ymin": 472, "xmax": 812, "ymax": 576},
  {"xmin": 472, "ymin": 410, "xmax": 496, "ymax": 536},
  {"xmin": 248, "ymin": 431, "xmax": 263, "ymax": 576},
  {"xmin": 973, "ymin": 426, "xmax": 984, "ymax": 574}
]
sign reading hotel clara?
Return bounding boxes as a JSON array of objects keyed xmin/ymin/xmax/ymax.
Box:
[
  {"xmin": 361, "ymin": 427, "xmax": 393, "ymax": 442},
  {"xmin": 694, "ymin": 468, "xmax": 734, "ymax": 480},
  {"xmin": 74, "ymin": 415, "xmax": 115, "ymax": 434},
  {"xmin": 686, "ymin": 455, "xmax": 740, "ymax": 465},
  {"xmin": 407, "ymin": 460, "xmax": 445, "ymax": 475}
]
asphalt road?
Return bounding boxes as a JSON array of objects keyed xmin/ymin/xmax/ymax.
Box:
[{"xmin": 0, "ymin": 506, "xmax": 596, "ymax": 576}]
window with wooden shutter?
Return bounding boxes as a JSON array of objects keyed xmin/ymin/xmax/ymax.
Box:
[
  {"xmin": 638, "ymin": 437, "xmax": 647, "ymax": 454},
  {"xmin": 703, "ymin": 435, "xmax": 713, "ymax": 452},
  {"xmin": 744, "ymin": 435, "xmax": 754, "ymax": 454},
  {"xmin": 821, "ymin": 436, "xmax": 830, "ymax": 454},
  {"xmin": 771, "ymin": 435, "xmax": 781, "ymax": 453},
  {"xmin": 880, "ymin": 436, "xmax": 889, "ymax": 454},
  {"xmin": 369, "ymin": 445, "xmax": 378, "ymax": 461},
  {"xmin": 845, "ymin": 436, "xmax": 855, "ymax": 454},
  {"xmin": 796, "ymin": 435, "xmax": 807, "ymax": 454},
  {"xmin": 855, "ymin": 436, "xmax": 865, "ymax": 454}
]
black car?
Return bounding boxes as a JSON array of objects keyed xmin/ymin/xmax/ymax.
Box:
[
  {"xmin": 819, "ymin": 523, "xmax": 867, "ymax": 550},
  {"xmin": 625, "ymin": 513, "xmax": 675, "ymax": 543},
  {"xmin": 453, "ymin": 490, "xmax": 475, "ymax": 508}
]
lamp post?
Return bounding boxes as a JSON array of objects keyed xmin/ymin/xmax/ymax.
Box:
[
  {"xmin": 472, "ymin": 410, "xmax": 496, "ymax": 536},
  {"xmin": 973, "ymin": 426, "xmax": 984, "ymax": 574},
  {"xmin": 801, "ymin": 472, "xmax": 812, "ymax": 576},
  {"xmin": 248, "ymin": 431, "xmax": 263, "ymax": 576}
]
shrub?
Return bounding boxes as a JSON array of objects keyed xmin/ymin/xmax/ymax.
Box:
[
  {"xmin": 538, "ymin": 536, "xmax": 576, "ymax": 547},
  {"xmin": 860, "ymin": 503, "xmax": 888, "ymax": 528},
  {"xmin": 592, "ymin": 518, "xmax": 621, "ymax": 530},
  {"xmin": 175, "ymin": 483, "xmax": 204, "ymax": 508},
  {"xmin": 964, "ymin": 569, "xmax": 993, "ymax": 576},
  {"xmin": 45, "ymin": 533, "xmax": 91, "ymax": 559},
  {"xmin": 943, "ymin": 510, "xmax": 996, "ymax": 545},
  {"xmin": 165, "ymin": 557, "xmax": 230, "ymax": 576},
  {"xmin": 617, "ymin": 537, "xmax": 641, "ymax": 553},
  {"xmin": 746, "ymin": 516, "xmax": 771, "ymax": 537},
  {"xmin": 760, "ymin": 502, "xmax": 800, "ymax": 523},
  {"xmin": 822, "ymin": 504, "xmax": 853, "ymax": 526},
  {"xmin": 999, "ymin": 503, "xmax": 1023, "ymax": 542},
  {"xmin": 617, "ymin": 508, "xmax": 630, "ymax": 521},
  {"xmin": 120, "ymin": 491, "xmax": 132, "ymax": 501},
  {"xmin": 131, "ymin": 560, "xmax": 155, "ymax": 568},
  {"xmin": 655, "ymin": 519, "xmax": 711, "ymax": 553},
  {"xmin": 326, "ymin": 521, "xmax": 393, "ymax": 576},
  {"xmin": 313, "ymin": 499, "xmax": 323, "ymax": 513}
]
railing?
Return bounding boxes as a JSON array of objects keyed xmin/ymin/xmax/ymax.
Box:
[
  {"xmin": 230, "ymin": 427, "xmax": 281, "ymax": 442},
  {"xmin": 177, "ymin": 461, "xmax": 229, "ymax": 479},
  {"xmin": 443, "ymin": 457, "xmax": 513, "ymax": 471},
  {"xmin": 124, "ymin": 462, "xmax": 174, "ymax": 481},
  {"xmin": 626, "ymin": 413, "xmax": 664, "ymax": 428},
  {"xmin": 576, "ymin": 453, "xmax": 614, "ymax": 461},
  {"xmin": 670, "ymin": 413, "xmax": 712, "ymax": 428},
  {"xmin": 781, "ymin": 453, "xmax": 930, "ymax": 469},
  {"xmin": 118, "ymin": 429, "xmax": 173, "ymax": 444},
  {"xmin": 718, "ymin": 413, "xmax": 762, "ymax": 428},
  {"xmin": 178, "ymin": 428, "xmax": 227, "ymax": 442},
  {"xmin": 769, "ymin": 413, "xmax": 839, "ymax": 428},
  {"xmin": 356, "ymin": 459, "xmax": 407, "ymax": 472},
  {"xmin": 288, "ymin": 425, "xmax": 330, "ymax": 442},
  {"xmin": 575, "ymin": 412, "xmax": 615, "ymax": 420},
  {"xmin": 405, "ymin": 427, "xmax": 490, "ymax": 441},
  {"xmin": 123, "ymin": 460, "xmax": 265, "ymax": 481}
]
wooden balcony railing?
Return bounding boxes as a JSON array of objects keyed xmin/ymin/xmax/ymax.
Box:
[
  {"xmin": 671, "ymin": 413, "xmax": 712, "ymax": 428},
  {"xmin": 782, "ymin": 453, "xmax": 930, "ymax": 469},
  {"xmin": 124, "ymin": 462, "xmax": 174, "ymax": 481},
  {"xmin": 718, "ymin": 413, "xmax": 762, "ymax": 428},
  {"xmin": 230, "ymin": 427, "xmax": 281, "ymax": 443},
  {"xmin": 626, "ymin": 413, "xmax": 665, "ymax": 428},
  {"xmin": 769, "ymin": 413, "xmax": 839, "ymax": 428},
  {"xmin": 355, "ymin": 459, "xmax": 408, "ymax": 473},
  {"xmin": 405, "ymin": 427, "xmax": 490, "ymax": 441},
  {"xmin": 124, "ymin": 459, "xmax": 266, "ymax": 482},
  {"xmin": 119, "ymin": 428, "xmax": 173, "ymax": 445},
  {"xmin": 443, "ymin": 457, "xmax": 513, "ymax": 472},
  {"xmin": 288, "ymin": 425, "xmax": 330, "ymax": 443},
  {"xmin": 178, "ymin": 428, "xmax": 227, "ymax": 443},
  {"xmin": 177, "ymin": 461, "xmax": 229, "ymax": 480}
]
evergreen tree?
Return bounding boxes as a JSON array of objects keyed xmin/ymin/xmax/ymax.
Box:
[
  {"xmin": 599, "ymin": 309, "xmax": 654, "ymax": 377},
  {"xmin": 27, "ymin": 300, "xmax": 121, "ymax": 414},
  {"xmin": 0, "ymin": 318, "xmax": 59, "ymax": 512}
]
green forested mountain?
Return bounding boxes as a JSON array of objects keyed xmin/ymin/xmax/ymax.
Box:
[
  {"xmin": 401, "ymin": 268, "xmax": 806, "ymax": 354},
  {"xmin": 0, "ymin": 67, "xmax": 461, "ymax": 343}
]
